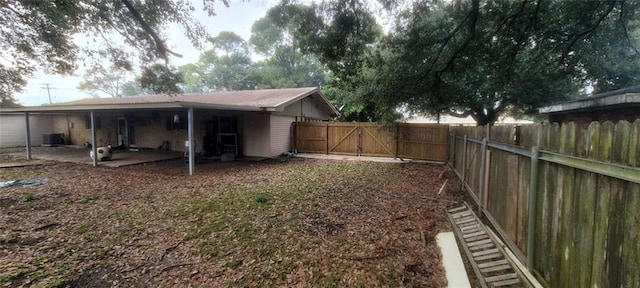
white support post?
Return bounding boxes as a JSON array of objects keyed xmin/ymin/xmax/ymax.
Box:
[
  {"xmin": 90, "ymin": 111, "xmax": 98, "ymax": 167},
  {"xmin": 188, "ymin": 108, "xmax": 195, "ymax": 175},
  {"xmin": 24, "ymin": 112, "xmax": 31, "ymax": 160}
]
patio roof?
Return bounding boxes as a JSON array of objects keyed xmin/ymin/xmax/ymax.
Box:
[{"xmin": 1, "ymin": 87, "xmax": 340, "ymax": 116}]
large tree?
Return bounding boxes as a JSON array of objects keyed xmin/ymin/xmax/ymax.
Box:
[
  {"xmin": 249, "ymin": 8, "xmax": 326, "ymax": 89},
  {"xmin": 198, "ymin": 32, "xmax": 254, "ymax": 91},
  {"xmin": 374, "ymin": 0, "xmax": 640, "ymax": 125},
  {"xmin": 78, "ymin": 66, "xmax": 128, "ymax": 98},
  {"xmin": 0, "ymin": 0, "xmax": 229, "ymax": 103},
  {"xmin": 268, "ymin": 0, "xmax": 385, "ymax": 121},
  {"xmin": 279, "ymin": 0, "xmax": 640, "ymax": 125}
]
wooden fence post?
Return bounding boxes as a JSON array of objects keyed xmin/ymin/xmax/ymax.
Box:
[
  {"xmin": 527, "ymin": 146, "xmax": 540, "ymax": 271},
  {"xmin": 325, "ymin": 123, "xmax": 329, "ymax": 154},
  {"xmin": 478, "ymin": 137, "xmax": 488, "ymax": 215},
  {"xmin": 461, "ymin": 135, "xmax": 468, "ymax": 190},
  {"xmin": 450, "ymin": 132, "xmax": 456, "ymax": 166}
]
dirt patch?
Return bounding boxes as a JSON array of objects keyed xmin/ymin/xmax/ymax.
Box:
[
  {"xmin": 302, "ymin": 213, "xmax": 346, "ymax": 237},
  {"xmin": 0, "ymin": 158, "xmax": 462, "ymax": 287}
]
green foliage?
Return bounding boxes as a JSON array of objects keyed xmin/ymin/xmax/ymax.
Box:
[
  {"xmin": 372, "ymin": 0, "xmax": 640, "ymax": 125},
  {"xmin": 23, "ymin": 192, "xmax": 36, "ymax": 202},
  {"xmin": 249, "ymin": 12, "xmax": 326, "ymax": 89},
  {"xmin": 138, "ymin": 64, "xmax": 184, "ymax": 95},
  {"xmin": 265, "ymin": 0, "xmax": 385, "ymax": 121},
  {"xmin": 177, "ymin": 19, "xmax": 327, "ymax": 92},
  {"xmin": 194, "ymin": 32, "xmax": 254, "ymax": 91},
  {"xmin": 0, "ymin": 97, "xmax": 21, "ymax": 108},
  {"xmin": 255, "ymin": 194, "xmax": 269, "ymax": 204},
  {"xmin": 120, "ymin": 81, "xmax": 147, "ymax": 96},
  {"xmin": 0, "ymin": 268, "xmax": 30, "ymax": 283},
  {"xmin": 281, "ymin": 0, "xmax": 640, "ymax": 125},
  {"xmin": 0, "ymin": 0, "xmax": 230, "ymax": 102},
  {"xmin": 178, "ymin": 63, "xmax": 204, "ymax": 93},
  {"xmin": 0, "ymin": 233, "xmax": 17, "ymax": 244},
  {"xmin": 269, "ymin": 1, "xmax": 381, "ymax": 82},
  {"xmin": 77, "ymin": 66, "xmax": 128, "ymax": 98}
]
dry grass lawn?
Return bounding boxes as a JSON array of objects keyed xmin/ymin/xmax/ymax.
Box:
[{"xmin": 0, "ymin": 156, "xmax": 463, "ymax": 287}]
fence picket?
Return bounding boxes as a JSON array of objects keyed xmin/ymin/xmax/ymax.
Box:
[
  {"xmin": 621, "ymin": 120, "xmax": 640, "ymax": 287},
  {"xmin": 295, "ymin": 122, "xmax": 448, "ymax": 161},
  {"xmin": 451, "ymin": 120, "xmax": 640, "ymax": 287}
]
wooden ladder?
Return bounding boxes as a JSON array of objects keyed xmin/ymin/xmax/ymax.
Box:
[{"xmin": 447, "ymin": 203, "xmax": 529, "ymax": 288}]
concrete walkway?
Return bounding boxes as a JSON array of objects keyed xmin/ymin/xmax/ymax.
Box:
[
  {"xmin": 295, "ymin": 153, "xmax": 444, "ymax": 164},
  {"xmin": 437, "ymin": 232, "xmax": 472, "ymax": 288}
]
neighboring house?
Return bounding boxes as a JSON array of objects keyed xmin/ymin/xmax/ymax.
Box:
[
  {"xmin": 536, "ymin": 85, "xmax": 640, "ymax": 124},
  {"xmin": 1, "ymin": 87, "xmax": 338, "ymax": 158},
  {"xmin": 0, "ymin": 113, "xmax": 54, "ymax": 148}
]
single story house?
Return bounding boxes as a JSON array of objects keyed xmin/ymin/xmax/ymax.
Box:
[
  {"xmin": 536, "ymin": 85, "xmax": 640, "ymax": 124},
  {"xmin": 1, "ymin": 87, "xmax": 339, "ymax": 174}
]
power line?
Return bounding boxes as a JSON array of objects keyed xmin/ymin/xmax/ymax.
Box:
[{"xmin": 41, "ymin": 83, "xmax": 57, "ymax": 104}]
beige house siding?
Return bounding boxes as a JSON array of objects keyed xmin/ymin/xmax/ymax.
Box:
[
  {"xmin": 53, "ymin": 113, "xmax": 115, "ymax": 147},
  {"xmin": 243, "ymin": 112, "xmax": 271, "ymax": 157},
  {"xmin": 52, "ymin": 111, "xmax": 206, "ymax": 151},
  {"xmin": 269, "ymin": 115, "xmax": 295, "ymax": 157},
  {"xmin": 0, "ymin": 114, "xmax": 54, "ymax": 147},
  {"xmin": 278, "ymin": 96, "xmax": 333, "ymax": 120},
  {"xmin": 133, "ymin": 111, "xmax": 202, "ymax": 151}
]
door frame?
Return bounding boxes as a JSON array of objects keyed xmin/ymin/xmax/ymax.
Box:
[{"xmin": 116, "ymin": 117, "xmax": 128, "ymax": 148}]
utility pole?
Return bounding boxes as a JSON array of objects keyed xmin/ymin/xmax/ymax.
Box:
[{"xmin": 41, "ymin": 83, "xmax": 56, "ymax": 104}]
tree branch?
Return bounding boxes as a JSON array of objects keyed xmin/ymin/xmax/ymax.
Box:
[
  {"xmin": 415, "ymin": 0, "xmax": 479, "ymax": 87},
  {"xmin": 439, "ymin": 0, "xmax": 479, "ymax": 73},
  {"xmin": 120, "ymin": 0, "xmax": 182, "ymax": 62},
  {"xmin": 560, "ymin": 1, "xmax": 617, "ymax": 62},
  {"xmin": 619, "ymin": 1, "xmax": 640, "ymax": 57},
  {"xmin": 426, "ymin": 13, "xmax": 471, "ymax": 73},
  {"xmin": 492, "ymin": 0, "xmax": 529, "ymax": 38}
]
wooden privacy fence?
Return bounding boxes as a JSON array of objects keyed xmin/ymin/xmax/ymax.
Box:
[
  {"xmin": 450, "ymin": 120, "xmax": 640, "ymax": 288},
  {"xmin": 295, "ymin": 122, "xmax": 449, "ymax": 162}
]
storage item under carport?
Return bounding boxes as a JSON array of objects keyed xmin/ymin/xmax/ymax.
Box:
[
  {"xmin": 90, "ymin": 146, "xmax": 112, "ymax": 161},
  {"xmin": 42, "ymin": 133, "xmax": 64, "ymax": 147}
]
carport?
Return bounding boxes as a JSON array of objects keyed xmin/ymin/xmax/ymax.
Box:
[{"xmin": 16, "ymin": 107, "xmax": 201, "ymax": 174}]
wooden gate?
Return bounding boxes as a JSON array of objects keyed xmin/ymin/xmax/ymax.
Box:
[
  {"xmin": 295, "ymin": 122, "xmax": 448, "ymax": 161},
  {"xmin": 328, "ymin": 123, "xmax": 360, "ymax": 155},
  {"xmin": 397, "ymin": 124, "xmax": 449, "ymax": 161}
]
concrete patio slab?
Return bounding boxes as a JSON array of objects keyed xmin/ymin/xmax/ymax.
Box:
[
  {"xmin": 7, "ymin": 146, "xmax": 183, "ymax": 167},
  {"xmin": 0, "ymin": 160, "xmax": 48, "ymax": 169}
]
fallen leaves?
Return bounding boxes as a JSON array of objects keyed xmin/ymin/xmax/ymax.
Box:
[{"xmin": 0, "ymin": 157, "xmax": 466, "ymax": 287}]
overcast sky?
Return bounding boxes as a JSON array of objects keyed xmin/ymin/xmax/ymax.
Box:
[{"xmin": 14, "ymin": 0, "xmax": 279, "ymax": 106}]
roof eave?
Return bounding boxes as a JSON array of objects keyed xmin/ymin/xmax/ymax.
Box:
[
  {"xmin": 0, "ymin": 102, "xmax": 183, "ymax": 113},
  {"xmin": 2, "ymin": 102, "xmax": 273, "ymax": 113},
  {"xmin": 178, "ymin": 102, "xmax": 264, "ymax": 111},
  {"xmin": 538, "ymin": 93, "xmax": 640, "ymax": 114}
]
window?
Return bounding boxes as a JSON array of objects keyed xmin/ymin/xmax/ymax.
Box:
[{"xmin": 84, "ymin": 115, "xmax": 101, "ymax": 130}]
